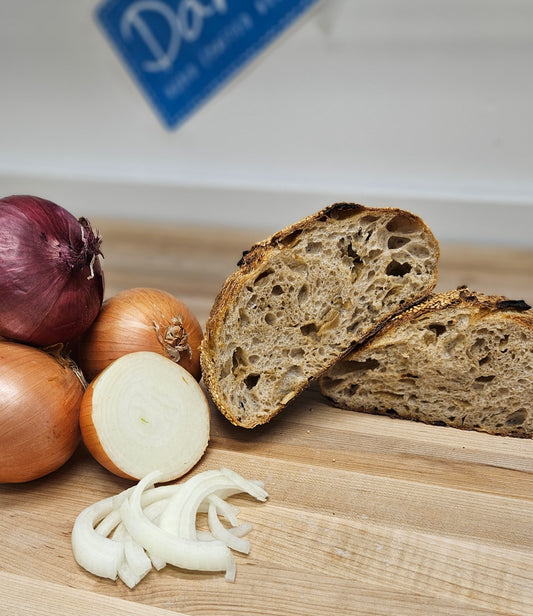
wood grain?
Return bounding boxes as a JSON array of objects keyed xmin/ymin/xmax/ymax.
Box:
[{"xmin": 1, "ymin": 218, "xmax": 532, "ymax": 616}]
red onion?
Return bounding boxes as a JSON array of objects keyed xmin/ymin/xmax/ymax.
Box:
[{"xmin": 0, "ymin": 195, "xmax": 104, "ymax": 346}]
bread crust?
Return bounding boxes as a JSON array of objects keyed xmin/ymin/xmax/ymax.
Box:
[{"xmin": 201, "ymin": 203, "xmax": 439, "ymax": 427}]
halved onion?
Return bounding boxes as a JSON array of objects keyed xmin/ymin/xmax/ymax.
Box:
[{"xmin": 79, "ymin": 351, "xmax": 210, "ymax": 482}]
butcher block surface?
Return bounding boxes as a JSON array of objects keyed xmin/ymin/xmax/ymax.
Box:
[{"xmin": 1, "ymin": 219, "xmax": 533, "ymax": 616}]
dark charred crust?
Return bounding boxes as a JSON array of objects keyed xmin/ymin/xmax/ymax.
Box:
[
  {"xmin": 320, "ymin": 202, "xmax": 367, "ymax": 220},
  {"xmin": 458, "ymin": 289, "xmax": 479, "ymax": 303},
  {"xmin": 496, "ymin": 299, "xmax": 531, "ymax": 312},
  {"xmin": 237, "ymin": 250, "xmax": 251, "ymax": 267}
]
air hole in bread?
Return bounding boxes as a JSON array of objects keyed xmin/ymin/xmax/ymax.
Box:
[
  {"xmin": 239, "ymin": 308, "xmax": 250, "ymax": 326},
  {"xmin": 506, "ymin": 409, "xmax": 527, "ymax": 426},
  {"xmin": 347, "ymin": 319, "xmax": 360, "ymax": 334},
  {"xmin": 348, "ymin": 246, "xmax": 363, "ymax": 269},
  {"xmin": 499, "ymin": 335, "xmax": 510, "ymax": 351},
  {"xmin": 306, "ymin": 241, "xmax": 322, "ymax": 253},
  {"xmin": 300, "ymin": 323, "xmax": 319, "ymax": 339},
  {"xmin": 343, "ymin": 383, "xmax": 359, "ymax": 396},
  {"xmin": 244, "ymin": 373, "xmax": 260, "ymax": 390},
  {"xmin": 298, "ymin": 284, "xmax": 309, "ymax": 303},
  {"xmin": 326, "ymin": 205, "xmax": 363, "ymax": 221},
  {"xmin": 470, "ymin": 338, "xmax": 490, "ymax": 356},
  {"xmin": 444, "ymin": 333, "xmax": 465, "ymax": 354},
  {"xmin": 254, "ymin": 269, "xmax": 274, "ymax": 286},
  {"xmin": 232, "ymin": 347, "xmax": 248, "ymax": 371},
  {"xmin": 386, "ymin": 214, "xmax": 419, "ymax": 234},
  {"xmin": 475, "ymin": 375, "xmax": 496, "ymax": 383},
  {"xmin": 366, "ymin": 268, "xmax": 376, "ymax": 282},
  {"xmin": 219, "ymin": 361, "xmax": 231, "ymax": 379},
  {"xmin": 346, "ymin": 358, "xmax": 380, "ymax": 372},
  {"xmin": 290, "ymin": 348, "xmax": 304, "ymax": 360},
  {"xmin": 272, "ymin": 285, "xmax": 284, "ymax": 296},
  {"xmin": 388, "ymin": 236, "xmax": 411, "ymax": 249},
  {"xmin": 288, "ymin": 260, "xmax": 307, "ymax": 275},
  {"xmin": 338, "ymin": 238, "xmax": 364, "ymax": 276},
  {"xmin": 265, "ymin": 313, "xmax": 276, "ymax": 325},
  {"xmin": 407, "ymin": 243, "xmax": 431, "ymax": 258},
  {"xmin": 386, "ymin": 260, "xmax": 412, "ymax": 277},
  {"xmin": 278, "ymin": 229, "xmax": 303, "ymax": 248}
]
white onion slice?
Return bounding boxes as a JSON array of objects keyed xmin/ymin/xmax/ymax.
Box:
[
  {"xmin": 229, "ymin": 521, "xmax": 253, "ymax": 538},
  {"xmin": 113, "ymin": 523, "xmax": 152, "ymax": 588},
  {"xmin": 225, "ymin": 556, "xmax": 237, "ymax": 583},
  {"xmin": 95, "ymin": 508, "xmax": 121, "ymax": 537},
  {"xmin": 206, "ymin": 494, "xmax": 240, "ymax": 526},
  {"xmin": 159, "ymin": 469, "xmax": 267, "ymax": 540},
  {"xmin": 139, "ymin": 500, "xmax": 170, "ymax": 570},
  {"xmin": 71, "ymin": 496, "xmax": 124, "ymax": 580},
  {"xmin": 208, "ymin": 503, "xmax": 250, "ymax": 554},
  {"xmin": 220, "ymin": 468, "xmax": 268, "ymax": 501},
  {"xmin": 120, "ymin": 471, "xmax": 234, "ymax": 574},
  {"xmin": 96, "ymin": 484, "xmax": 179, "ymax": 537}
]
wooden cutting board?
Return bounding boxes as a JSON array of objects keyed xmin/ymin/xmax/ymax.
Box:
[{"xmin": 1, "ymin": 219, "xmax": 533, "ymax": 616}]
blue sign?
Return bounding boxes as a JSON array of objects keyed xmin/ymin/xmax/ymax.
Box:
[{"xmin": 96, "ymin": 0, "xmax": 321, "ymax": 129}]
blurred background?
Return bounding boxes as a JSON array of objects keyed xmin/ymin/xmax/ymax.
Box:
[{"xmin": 0, "ymin": 0, "xmax": 532, "ymax": 245}]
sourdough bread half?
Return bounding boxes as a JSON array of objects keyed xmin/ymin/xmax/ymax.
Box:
[
  {"xmin": 320, "ymin": 287, "xmax": 533, "ymax": 438},
  {"xmin": 201, "ymin": 203, "xmax": 439, "ymax": 428}
]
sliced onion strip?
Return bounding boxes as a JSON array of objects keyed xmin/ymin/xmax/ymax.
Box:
[
  {"xmin": 71, "ymin": 496, "xmax": 124, "ymax": 581},
  {"xmin": 208, "ymin": 503, "xmax": 250, "ymax": 554},
  {"xmin": 120, "ymin": 471, "xmax": 234, "ymax": 574},
  {"xmin": 206, "ymin": 494, "xmax": 240, "ymax": 526}
]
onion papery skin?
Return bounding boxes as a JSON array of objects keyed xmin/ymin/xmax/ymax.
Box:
[
  {"xmin": 77, "ymin": 287, "xmax": 203, "ymax": 382},
  {"xmin": 0, "ymin": 195, "xmax": 104, "ymax": 346},
  {"xmin": 0, "ymin": 341, "xmax": 84, "ymax": 483}
]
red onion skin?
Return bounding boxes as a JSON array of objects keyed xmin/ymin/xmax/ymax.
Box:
[{"xmin": 0, "ymin": 195, "xmax": 104, "ymax": 346}]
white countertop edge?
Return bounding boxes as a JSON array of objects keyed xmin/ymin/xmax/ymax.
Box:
[{"xmin": 1, "ymin": 172, "xmax": 532, "ymax": 248}]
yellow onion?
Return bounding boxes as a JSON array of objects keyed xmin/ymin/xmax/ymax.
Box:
[
  {"xmin": 77, "ymin": 287, "xmax": 203, "ymax": 382},
  {"xmin": 0, "ymin": 195, "xmax": 104, "ymax": 346},
  {"xmin": 0, "ymin": 341, "xmax": 84, "ymax": 483}
]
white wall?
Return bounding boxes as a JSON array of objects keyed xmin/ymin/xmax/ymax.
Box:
[{"xmin": 1, "ymin": 0, "xmax": 532, "ymax": 244}]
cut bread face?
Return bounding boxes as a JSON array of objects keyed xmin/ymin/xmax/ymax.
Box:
[
  {"xmin": 201, "ymin": 203, "xmax": 439, "ymax": 428},
  {"xmin": 320, "ymin": 288, "xmax": 533, "ymax": 438}
]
